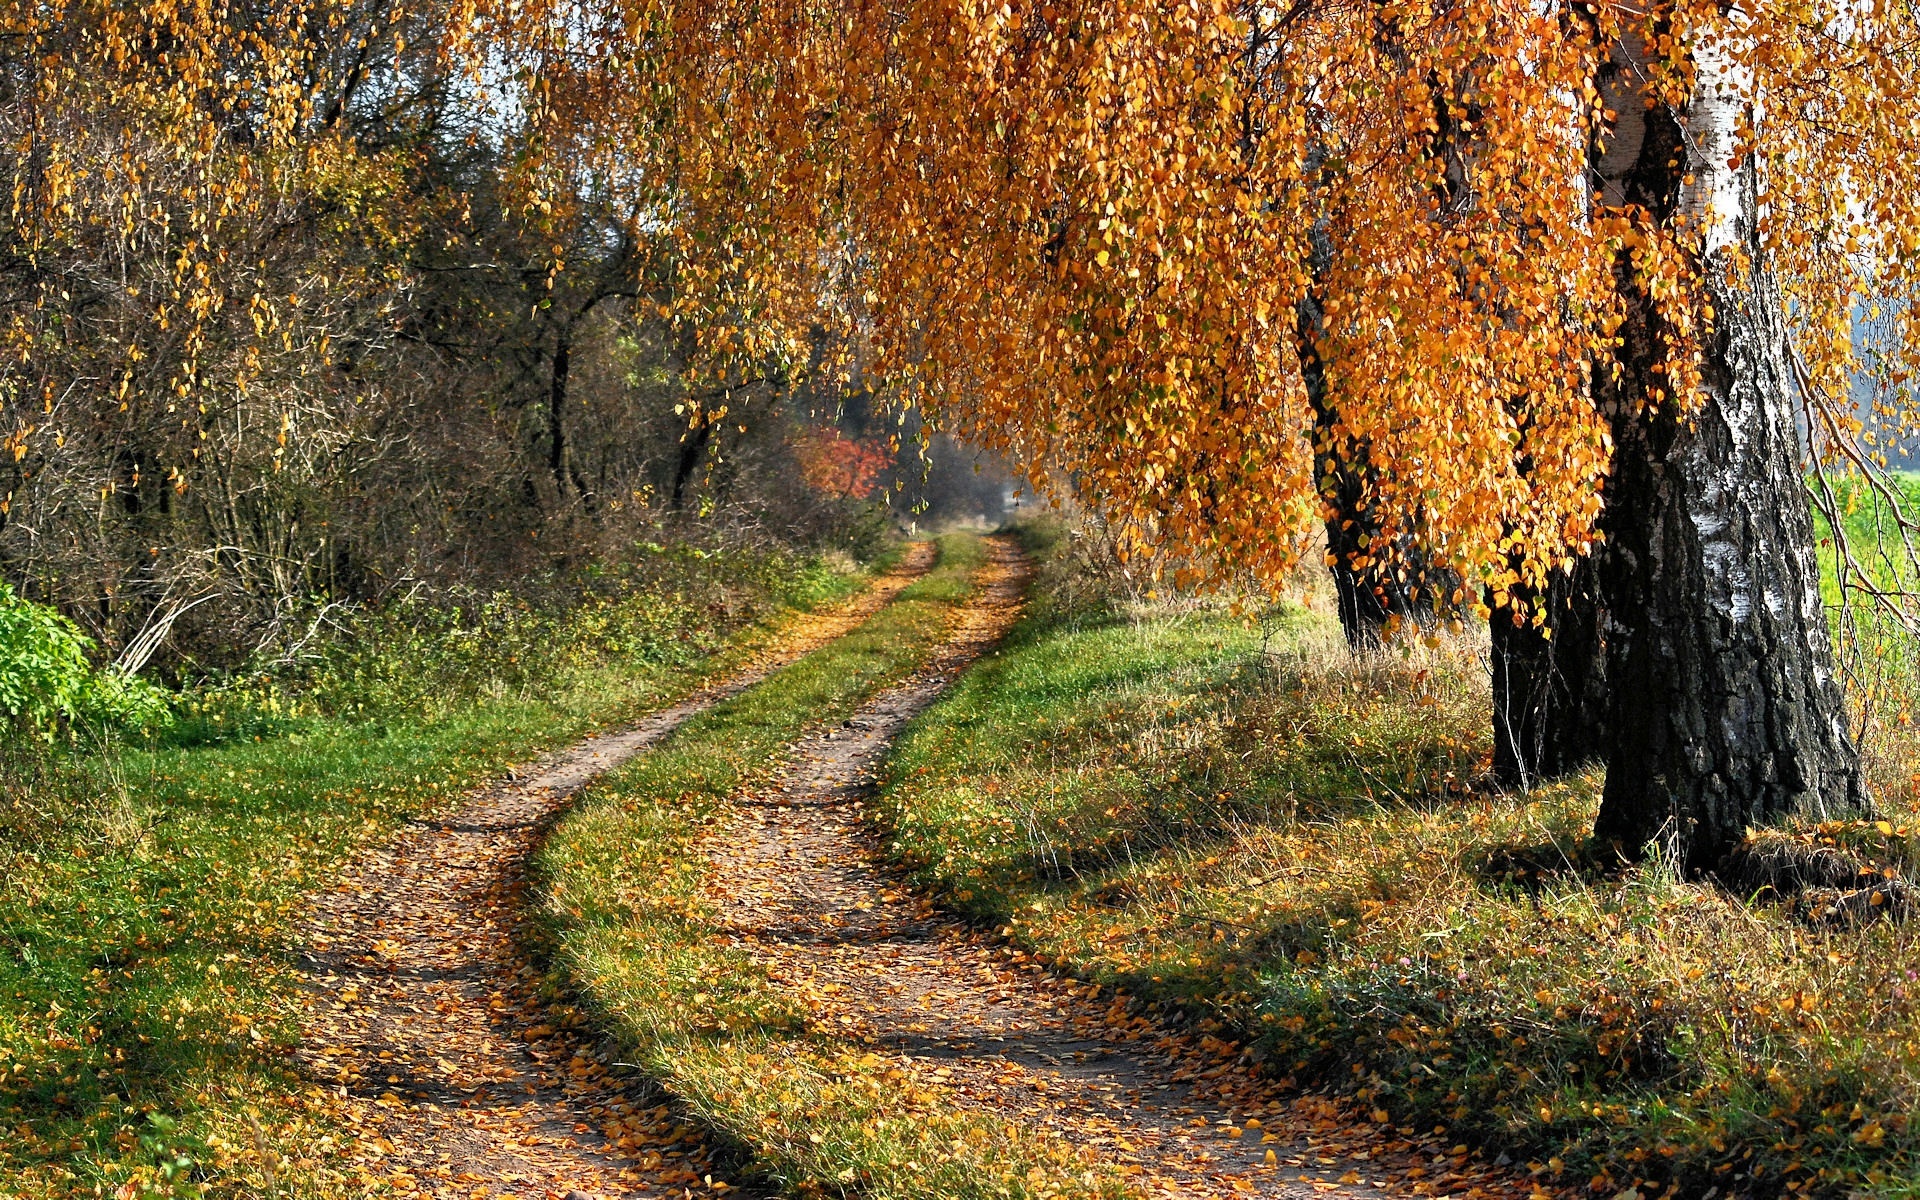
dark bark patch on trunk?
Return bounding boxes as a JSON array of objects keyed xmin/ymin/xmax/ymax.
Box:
[
  {"xmin": 1490, "ymin": 552, "xmax": 1612, "ymax": 790},
  {"xmin": 1297, "ymin": 284, "xmax": 1449, "ymax": 652},
  {"xmin": 669, "ymin": 419, "xmax": 714, "ymax": 513}
]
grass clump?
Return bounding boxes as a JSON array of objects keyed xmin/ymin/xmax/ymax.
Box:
[
  {"xmin": 874, "ymin": 522, "xmax": 1920, "ymax": 1200},
  {"xmin": 0, "ymin": 542, "xmax": 870, "ymax": 1200},
  {"xmin": 534, "ymin": 533, "xmax": 1122, "ymax": 1200},
  {"xmin": 165, "ymin": 542, "xmax": 867, "ymax": 744}
]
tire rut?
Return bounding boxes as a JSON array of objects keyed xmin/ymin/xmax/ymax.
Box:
[
  {"xmin": 291, "ymin": 544, "xmax": 937, "ymax": 1200},
  {"xmin": 703, "ymin": 539, "xmax": 1533, "ymax": 1200}
]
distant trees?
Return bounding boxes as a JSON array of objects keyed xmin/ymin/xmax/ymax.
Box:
[{"xmin": 0, "ymin": 0, "xmax": 875, "ymax": 678}]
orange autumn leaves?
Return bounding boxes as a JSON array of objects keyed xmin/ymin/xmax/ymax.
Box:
[
  {"xmin": 794, "ymin": 426, "xmax": 893, "ymax": 499},
  {"xmin": 20, "ymin": 0, "xmax": 1920, "ymax": 602},
  {"xmin": 494, "ymin": 0, "xmax": 1631, "ymax": 596},
  {"xmin": 3, "ymin": 0, "xmax": 423, "ymax": 492},
  {"xmin": 480, "ymin": 0, "xmax": 1920, "ymax": 600}
]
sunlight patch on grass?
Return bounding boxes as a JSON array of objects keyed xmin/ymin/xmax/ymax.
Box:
[
  {"xmin": 875, "ymin": 529, "xmax": 1920, "ymax": 1200},
  {"xmin": 535, "ymin": 534, "xmax": 1126, "ymax": 1200}
]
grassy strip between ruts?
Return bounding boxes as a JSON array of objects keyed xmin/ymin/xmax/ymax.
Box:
[
  {"xmin": 532, "ymin": 533, "xmax": 1125, "ymax": 1200},
  {"xmin": 872, "ymin": 519, "xmax": 1920, "ymax": 1200},
  {"xmin": 0, "ymin": 547, "xmax": 872, "ymax": 1200}
]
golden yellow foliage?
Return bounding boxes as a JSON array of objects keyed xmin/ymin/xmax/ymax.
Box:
[
  {"xmin": 15, "ymin": 0, "xmax": 1920, "ymax": 599},
  {"xmin": 491, "ymin": 0, "xmax": 1920, "ymax": 596}
]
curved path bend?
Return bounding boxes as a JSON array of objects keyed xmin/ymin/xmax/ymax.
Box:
[
  {"xmin": 295, "ymin": 537, "xmax": 1537, "ymax": 1200},
  {"xmin": 293, "ymin": 546, "xmax": 936, "ymax": 1200},
  {"xmin": 703, "ymin": 538, "xmax": 1532, "ymax": 1200}
]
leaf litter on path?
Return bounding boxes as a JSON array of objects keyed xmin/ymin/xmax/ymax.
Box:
[
  {"xmin": 291, "ymin": 546, "xmax": 937, "ymax": 1199},
  {"xmin": 702, "ymin": 539, "xmax": 1551, "ymax": 1200}
]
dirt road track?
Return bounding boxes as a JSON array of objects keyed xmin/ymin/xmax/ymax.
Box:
[
  {"xmin": 294, "ymin": 536, "xmax": 1535, "ymax": 1200},
  {"xmin": 292, "ymin": 547, "xmax": 934, "ymax": 1199},
  {"xmin": 704, "ymin": 538, "xmax": 1526, "ymax": 1199}
]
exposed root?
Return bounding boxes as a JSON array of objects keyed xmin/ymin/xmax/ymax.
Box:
[
  {"xmin": 1797, "ymin": 879, "xmax": 1917, "ymax": 927},
  {"xmin": 1718, "ymin": 838, "xmax": 1914, "ymax": 927},
  {"xmin": 1717, "ymin": 840, "xmax": 1872, "ymax": 896}
]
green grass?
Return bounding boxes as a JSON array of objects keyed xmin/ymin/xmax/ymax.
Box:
[
  {"xmin": 1810, "ymin": 470, "xmax": 1920, "ymax": 807},
  {"xmin": 0, "ymin": 546, "xmax": 870, "ymax": 1200},
  {"xmin": 1815, "ymin": 470, "xmax": 1920, "ymax": 605},
  {"xmin": 873, "ymin": 521, "xmax": 1920, "ymax": 1200},
  {"xmin": 532, "ymin": 533, "xmax": 1122, "ymax": 1200}
]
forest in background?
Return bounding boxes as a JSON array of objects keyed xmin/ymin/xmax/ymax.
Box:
[
  {"xmin": 0, "ymin": 0, "xmax": 1027, "ymax": 704},
  {"xmin": 5, "ymin": 1, "xmax": 1920, "ymax": 1196}
]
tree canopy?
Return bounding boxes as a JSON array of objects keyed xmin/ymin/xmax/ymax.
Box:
[
  {"xmin": 482, "ymin": 0, "xmax": 1920, "ymax": 608},
  {"xmin": 17, "ymin": 0, "xmax": 1919, "ymax": 602}
]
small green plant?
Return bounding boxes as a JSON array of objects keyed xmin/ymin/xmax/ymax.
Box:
[
  {"xmin": 135, "ymin": 1113, "xmax": 204, "ymax": 1198},
  {"xmin": 0, "ymin": 584, "xmax": 172, "ymax": 742}
]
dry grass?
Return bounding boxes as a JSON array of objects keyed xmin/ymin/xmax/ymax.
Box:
[{"xmin": 876, "ymin": 527, "xmax": 1920, "ymax": 1199}]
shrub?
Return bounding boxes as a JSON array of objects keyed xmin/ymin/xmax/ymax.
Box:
[{"xmin": 0, "ymin": 584, "xmax": 173, "ymax": 741}]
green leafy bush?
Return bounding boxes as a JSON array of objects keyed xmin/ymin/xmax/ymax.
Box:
[{"xmin": 0, "ymin": 584, "xmax": 173, "ymax": 741}]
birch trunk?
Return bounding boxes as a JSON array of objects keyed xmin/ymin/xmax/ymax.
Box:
[
  {"xmin": 1588, "ymin": 31, "xmax": 1867, "ymax": 867},
  {"xmin": 1490, "ymin": 552, "xmax": 1612, "ymax": 788}
]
